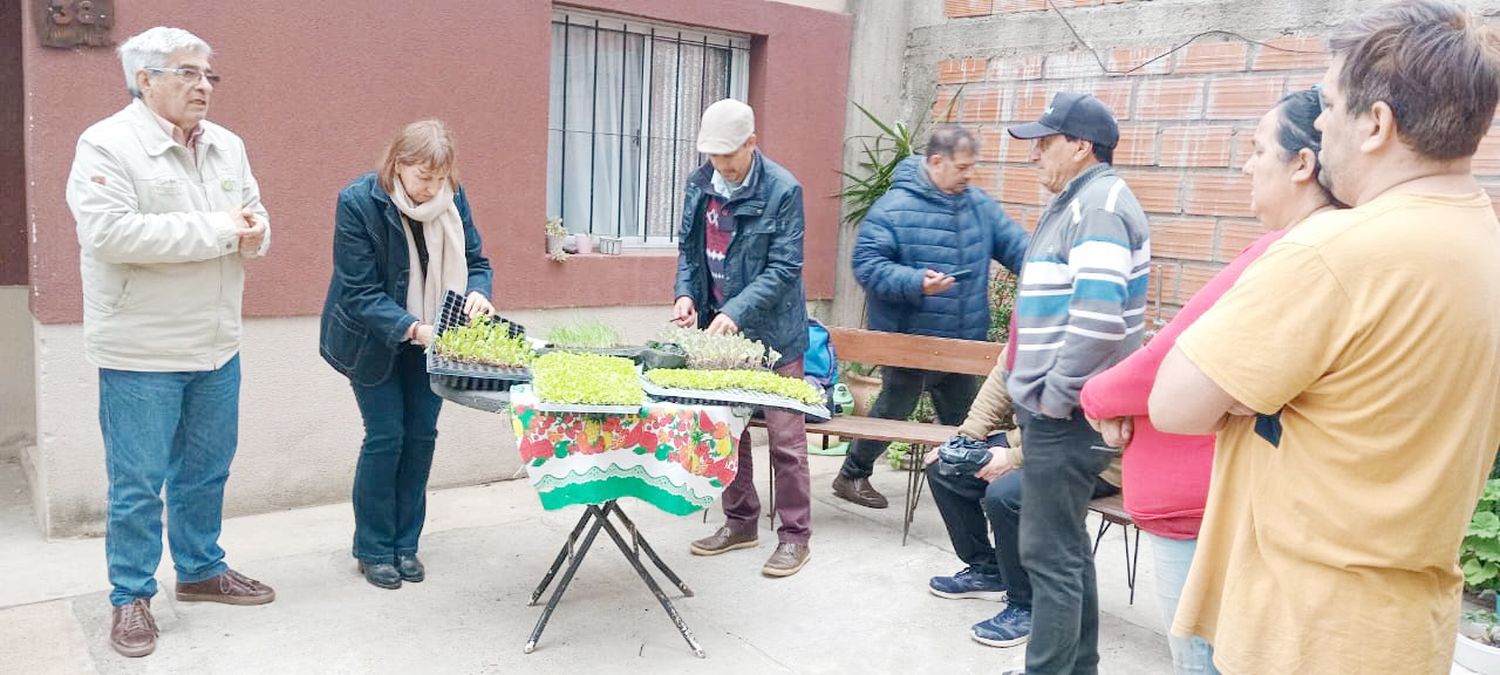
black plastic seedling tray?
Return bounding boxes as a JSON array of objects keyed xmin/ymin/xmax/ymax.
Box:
[{"xmin": 426, "ymin": 290, "xmax": 534, "ymax": 391}]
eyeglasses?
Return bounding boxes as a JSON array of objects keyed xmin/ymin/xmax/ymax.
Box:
[{"xmin": 144, "ymin": 67, "xmax": 221, "ymax": 86}]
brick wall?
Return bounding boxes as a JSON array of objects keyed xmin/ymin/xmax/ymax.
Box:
[{"xmin": 933, "ymin": 0, "xmax": 1500, "ymax": 322}]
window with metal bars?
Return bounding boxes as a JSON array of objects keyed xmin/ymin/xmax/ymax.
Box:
[{"xmin": 547, "ymin": 10, "xmax": 750, "ymax": 246}]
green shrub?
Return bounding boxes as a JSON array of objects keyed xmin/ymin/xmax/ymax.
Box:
[
  {"xmin": 1463, "ymin": 478, "xmax": 1500, "ymax": 593},
  {"xmin": 988, "ymin": 268, "xmax": 1018, "ymax": 343}
]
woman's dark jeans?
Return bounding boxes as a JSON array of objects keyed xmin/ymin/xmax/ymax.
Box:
[{"xmin": 350, "ymin": 345, "xmax": 442, "ymax": 564}]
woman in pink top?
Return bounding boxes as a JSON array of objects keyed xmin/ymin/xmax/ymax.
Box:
[{"xmin": 1080, "ymin": 88, "xmax": 1340, "ymax": 674}]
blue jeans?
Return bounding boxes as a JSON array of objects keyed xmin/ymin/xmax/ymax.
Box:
[
  {"xmin": 1146, "ymin": 533, "xmax": 1220, "ymax": 674},
  {"xmin": 101, "ymin": 356, "xmax": 240, "ymax": 607},
  {"xmin": 350, "ymin": 345, "xmax": 442, "ymax": 564}
]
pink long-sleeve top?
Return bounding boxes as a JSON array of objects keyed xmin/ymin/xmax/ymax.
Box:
[{"xmin": 1079, "ymin": 228, "xmax": 1289, "ymax": 540}]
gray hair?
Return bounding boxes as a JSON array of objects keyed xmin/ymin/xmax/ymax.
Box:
[
  {"xmin": 925, "ymin": 125, "xmax": 980, "ymax": 159},
  {"xmin": 117, "ymin": 27, "xmax": 212, "ymax": 98}
]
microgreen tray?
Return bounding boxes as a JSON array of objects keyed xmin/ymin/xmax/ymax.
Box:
[{"xmin": 640, "ymin": 380, "xmax": 830, "ymax": 418}]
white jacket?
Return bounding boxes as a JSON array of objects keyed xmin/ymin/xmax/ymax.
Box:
[{"xmin": 66, "ymin": 99, "xmax": 271, "ymax": 372}]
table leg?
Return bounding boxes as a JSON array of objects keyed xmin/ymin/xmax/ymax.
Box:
[
  {"xmin": 525, "ymin": 505, "xmax": 607, "ymax": 654},
  {"xmin": 597, "ymin": 508, "xmax": 707, "ymax": 658},
  {"xmin": 604, "ymin": 502, "xmax": 694, "ymax": 597},
  {"xmin": 529, "ymin": 506, "xmax": 596, "ymax": 606}
]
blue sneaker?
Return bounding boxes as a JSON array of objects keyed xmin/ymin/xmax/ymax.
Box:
[
  {"xmin": 928, "ymin": 567, "xmax": 1008, "ymax": 601},
  {"xmin": 972, "ymin": 605, "xmax": 1032, "ymax": 648}
]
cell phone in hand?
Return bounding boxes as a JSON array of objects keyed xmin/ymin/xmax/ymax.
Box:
[{"xmin": 947, "ymin": 269, "xmax": 973, "ymax": 281}]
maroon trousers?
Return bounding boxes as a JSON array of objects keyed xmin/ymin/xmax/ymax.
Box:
[{"xmin": 720, "ymin": 358, "xmax": 811, "ymax": 544}]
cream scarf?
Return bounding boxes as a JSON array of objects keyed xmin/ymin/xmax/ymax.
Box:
[{"xmin": 391, "ymin": 178, "xmax": 468, "ymax": 326}]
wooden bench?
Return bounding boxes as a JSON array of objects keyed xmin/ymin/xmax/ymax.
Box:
[
  {"xmin": 750, "ymin": 329, "xmax": 1143, "ymax": 601},
  {"xmin": 750, "ymin": 327, "xmax": 1003, "ymax": 544}
]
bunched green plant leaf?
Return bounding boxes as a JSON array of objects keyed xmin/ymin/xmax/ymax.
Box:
[
  {"xmin": 546, "ymin": 321, "xmax": 621, "ymax": 350},
  {"xmin": 433, "ymin": 315, "xmax": 534, "ymax": 368},
  {"xmin": 532, "ymin": 352, "xmax": 644, "ymax": 406},
  {"xmin": 655, "ymin": 325, "xmax": 779, "ymax": 371}
]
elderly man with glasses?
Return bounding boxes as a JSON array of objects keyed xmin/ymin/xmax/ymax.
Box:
[{"xmin": 65, "ymin": 26, "xmax": 273, "ymax": 658}]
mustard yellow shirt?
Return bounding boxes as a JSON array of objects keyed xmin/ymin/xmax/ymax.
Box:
[{"xmin": 1173, "ymin": 191, "xmax": 1500, "ymax": 674}]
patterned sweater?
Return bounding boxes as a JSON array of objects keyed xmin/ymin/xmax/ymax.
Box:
[{"xmin": 1005, "ymin": 163, "xmax": 1150, "ymax": 419}]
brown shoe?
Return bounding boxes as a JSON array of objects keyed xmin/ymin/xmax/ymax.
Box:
[
  {"xmin": 689, "ymin": 526, "xmax": 758, "ymax": 556},
  {"xmin": 110, "ymin": 598, "xmax": 158, "ymax": 658},
  {"xmin": 175, "ymin": 569, "xmax": 275, "ymax": 606},
  {"xmin": 762, "ymin": 543, "xmax": 810, "ymax": 577},
  {"xmin": 832, "ymin": 475, "xmax": 889, "ymax": 509}
]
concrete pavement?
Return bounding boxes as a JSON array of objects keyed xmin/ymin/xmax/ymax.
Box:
[{"xmin": 0, "ymin": 442, "xmax": 1175, "ymax": 674}]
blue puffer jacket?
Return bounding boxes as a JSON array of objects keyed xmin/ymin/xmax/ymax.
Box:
[{"xmin": 853, "ymin": 157, "xmax": 1029, "ymax": 340}]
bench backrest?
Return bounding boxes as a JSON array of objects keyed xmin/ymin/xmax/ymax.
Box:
[{"xmin": 826, "ymin": 327, "xmax": 1002, "ymax": 377}]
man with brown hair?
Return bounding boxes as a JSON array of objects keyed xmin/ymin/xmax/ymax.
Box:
[{"xmin": 1150, "ymin": 1, "xmax": 1500, "ymax": 672}]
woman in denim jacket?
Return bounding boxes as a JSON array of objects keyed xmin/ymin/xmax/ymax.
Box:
[{"xmin": 319, "ymin": 120, "xmax": 493, "ymax": 589}]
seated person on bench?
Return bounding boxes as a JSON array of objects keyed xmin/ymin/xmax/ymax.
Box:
[{"xmin": 925, "ymin": 361, "xmax": 1120, "ymax": 649}]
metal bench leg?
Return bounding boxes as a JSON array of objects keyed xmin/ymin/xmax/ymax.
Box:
[
  {"xmin": 902, "ymin": 446, "xmax": 927, "ymax": 546},
  {"xmin": 767, "ymin": 460, "xmax": 777, "ymax": 529},
  {"xmin": 1092, "ymin": 519, "xmax": 1112, "ymax": 556},
  {"xmin": 1127, "ymin": 525, "xmax": 1140, "ymax": 606}
]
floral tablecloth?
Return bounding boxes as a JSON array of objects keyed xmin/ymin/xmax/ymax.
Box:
[{"xmin": 509, "ymin": 389, "xmax": 747, "ymax": 515}]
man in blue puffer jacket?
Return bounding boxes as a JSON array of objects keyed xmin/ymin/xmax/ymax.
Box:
[{"xmin": 833, "ymin": 125, "xmax": 1029, "ymax": 509}]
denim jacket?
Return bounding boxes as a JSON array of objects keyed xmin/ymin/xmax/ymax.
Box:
[
  {"xmin": 674, "ymin": 152, "xmax": 809, "ymax": 361},
  {"xmin": 319, "ymin": 172, "xmax": 493, "ymax": 386}
]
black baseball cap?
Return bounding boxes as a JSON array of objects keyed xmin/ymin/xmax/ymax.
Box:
[{"xmin": 1007, "ymin": 91, "xmax": 1120, "ymax": 148}]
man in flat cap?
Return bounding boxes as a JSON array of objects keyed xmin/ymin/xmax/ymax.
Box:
[{"xmin": 675, "ymin": 99, "xmax": 813, "ymax": 577}]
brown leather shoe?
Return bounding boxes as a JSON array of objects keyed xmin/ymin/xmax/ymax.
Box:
[
  {"xmin": 175, "ymin": 569, "xmax": 275, "ymax": 606},
  {"xmin": 689, "ymin": 526, "xmax": 758, "ymax": 556},
  {"xmin": 832, "ymin": 475, "xmax": 889, "ymax": 509},
  {"xmin": 110, "ymin": 598, "xmax": 157, "ymax": 658},
  {"xmin": 761, "ymin": 543, "xmax": 810, "ymax": 577}
]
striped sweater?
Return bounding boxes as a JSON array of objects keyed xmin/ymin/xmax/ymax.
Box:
[{"xmin": 1005, "ymin": 163, "xmax": 1150, "ymax": 419}]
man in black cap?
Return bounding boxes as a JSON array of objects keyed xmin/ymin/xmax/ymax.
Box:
[{"xmin": 991, "ymin": 92, "xmax": 1151, "ymax": 674}]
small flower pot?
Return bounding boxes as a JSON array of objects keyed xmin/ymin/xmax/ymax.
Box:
[
  {"xmin": 845, "ymin": 372, "xmax": 881, "ymax": 417},
  {"xmin": 574, "ymin": 233, "xmax": 594, "ymax": 255},
  {"xmin": 596, "ymin": 236, "xmax": 623, "ymax": 256},
  {"xmin": 545, "ymin": 234, "xmax": 568, "ymax": 258}
]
